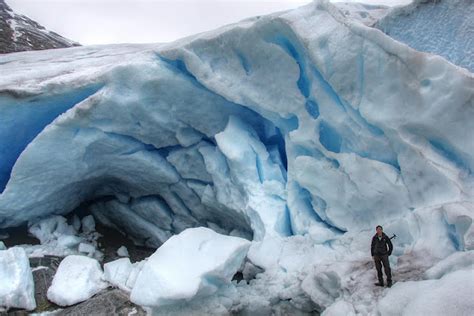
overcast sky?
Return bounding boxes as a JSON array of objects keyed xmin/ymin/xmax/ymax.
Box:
[{"xmin": 6, "ymin": 0, "xmax": 411, "ymax": 45}]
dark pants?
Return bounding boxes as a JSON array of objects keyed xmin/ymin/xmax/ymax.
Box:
[{"xmin": 374, "ymin": 254, "xmax": 392, "ymax": 284}]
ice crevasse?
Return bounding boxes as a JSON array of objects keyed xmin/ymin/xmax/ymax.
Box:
[{"xmin": 0, "ymin": 0, "xmax": 472, "ymax": 252}]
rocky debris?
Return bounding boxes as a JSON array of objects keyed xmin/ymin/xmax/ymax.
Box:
[
  {"xmin": 0, "ymin": 310, "xmax": 28, "ymax": 316},
  {"xmin": 95, "ymin": 224, "xmax": 155, "ymax": 264},
  {"xmin": 30, "ymin": 256, "xmax": 62, "ymax": 313},
  {"xmin": 56, "ymin": 289, "xmax": 146, "ymax": 316},
  {"xmin": 0, "ymin": 226, "xmax": 38, "ymax": 248},
  {"xmin": 0, "ymin": 0, "xmax": 79, "ymax": 54}
]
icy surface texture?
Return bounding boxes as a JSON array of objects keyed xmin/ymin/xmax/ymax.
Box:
[
  {"xmin": 376, "ymin": 0, "xmax": 474, "ymax": 72},
  {"xmin": 0, "ymin": 247, "xmax": 36, "ymax": 311},
  {"xmin": 335, "ymin": 2, "xmax": 389, "ymax": 26},
  {"xmin": 47, "ymin": 255, "xmax": 107, "ymax": 306},
  {"xmin": 130, "ymin": 227, "xmax": 250, "ymax": 307}
]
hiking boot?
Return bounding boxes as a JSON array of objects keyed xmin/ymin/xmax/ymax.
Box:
[
  {"xmin": 374, "ymin": 282, "xmax": 384, "ymax": 287},
  {"xmin": 387, "ymin": 281, "xmax": 393, "ymax": 288}
]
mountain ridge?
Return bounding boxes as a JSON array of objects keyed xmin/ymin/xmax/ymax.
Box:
[{"xmin": 0, "ymin": 0, "xmax": 79, "ymax": 54}]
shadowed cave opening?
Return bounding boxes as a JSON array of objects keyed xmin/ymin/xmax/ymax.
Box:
[{"xmin": 37, "ymin": 109, "xmax": 290, "ymax": 254}]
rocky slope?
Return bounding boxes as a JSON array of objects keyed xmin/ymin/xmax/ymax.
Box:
[{"xmin": 0, "ymin": 0, "xmax": 79, "ymax": 54}]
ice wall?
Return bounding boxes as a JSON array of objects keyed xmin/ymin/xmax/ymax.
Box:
[{"xmin": 0, "ymin": 1, "xmax": 472, "ymax": 246}]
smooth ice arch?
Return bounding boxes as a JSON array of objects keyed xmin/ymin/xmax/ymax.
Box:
[{"xmin": 0, "ymin": 1, "xmax": 473, "ymax": 247}]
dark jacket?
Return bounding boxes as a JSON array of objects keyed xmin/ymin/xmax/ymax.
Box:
[{"xmin": 371, "ymin": 233, "xmax": 393, "ymax": 256}]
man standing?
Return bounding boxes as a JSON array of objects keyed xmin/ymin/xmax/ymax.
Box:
[{"xmin": 371, "ymin": 225, "xmax": 393, "ymax": 287}]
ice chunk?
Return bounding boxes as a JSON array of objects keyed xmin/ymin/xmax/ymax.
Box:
[
  {"xmin": 0, "ymin": 247, "xmax": 36, "ymax": 311},
  {"xmin": 130, "ymin": 227, "xmax": 250, "ymax": 307},
  {"xmin": 116, "ymin": 246, "xmax": 129, "ymax": 257},
  {"xmin": 126, "ymin": 260, "xmax": 146, "ymax": 290},
  {"xmin": 57, "ymin": 235, "xmax": 82, "ymax": 248},
  {"xmin": 28, "ymin": 216, "xmax": 76, "ymax": 244},
  {"xmin": 72, "ymin": 214, "xmax": 81, "ymax": 232},
  {"xmin": 21, "ymin": 214, "xmax": 104, "ymax": 258},
  {"xmin": 104, "ymin": 258, "xmax": 133, "ymax": 292},
  {"xmin": 78, "ymin": 243, "xmax": 96, "ymax": 256},
  {"xmin": 81, "ymin": 215, "xmax": 96, "ymax": 234},
  {"xmin": 47, "ymin": 255, "xmax": 107, "ymax": 306},
  {"xmin": 0, "ymin": 242, "xmax": 5, "ymax": 250}
]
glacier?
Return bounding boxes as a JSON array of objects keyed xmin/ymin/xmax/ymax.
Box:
[{"xmin": 0, "ymin": 0, "xmax": 473, "ymax": 314}]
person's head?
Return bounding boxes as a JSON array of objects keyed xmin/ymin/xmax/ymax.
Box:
[{"xmin": 376, "ymin": 225, "xmax": 383, "ymax": 236}]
